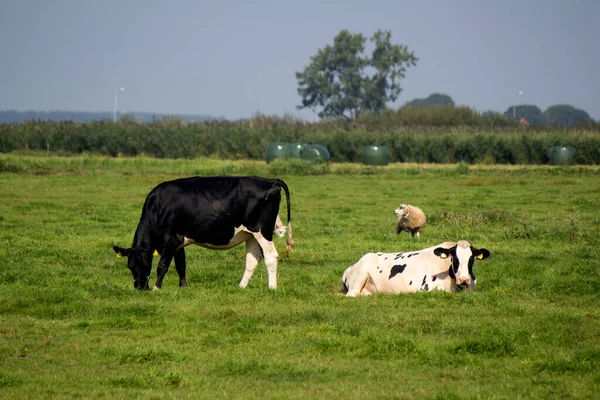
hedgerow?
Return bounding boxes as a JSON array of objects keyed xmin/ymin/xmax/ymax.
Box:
[{"xmin": 1, "ymin": 108, "xmax": 599, "ymax": 164}]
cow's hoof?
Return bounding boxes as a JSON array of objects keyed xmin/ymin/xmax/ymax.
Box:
[{"xmin": 152, "ymin": 285, "xmax": 160, "ymax": 291}]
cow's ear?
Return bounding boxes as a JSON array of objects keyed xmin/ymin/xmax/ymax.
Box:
[
  {"xmin": 433, "ymin": 247, "xmax": 451, "ymax": 259},
  {"xmin": 113, "ymin": 246, "xmax": 130, "ymax": 258},
  {"xmin": 473, "ymin": 248, "xmax": 490, "ymax": 260}
]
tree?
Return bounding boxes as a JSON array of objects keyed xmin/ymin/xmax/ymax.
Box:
[
  {"xmin": 540, "ymin": 105, "xmax": 591, "ymax": 127},
  {"xmin": 503, "ymin": 104, "xmax": 542, "ymax": 125},
  {"xmin": 296, "ymin": 30, "xmax": 418, "ymax": 121},
  {"xmin": 402, "ymin": 93, "xmax": 455, "ymax": 108},
  {"xmin": 480, "ymin": 110, "xmax": 515, "ymax": 128}
]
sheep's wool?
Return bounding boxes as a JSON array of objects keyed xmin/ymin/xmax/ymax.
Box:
[{"xmin": 396, "ymin": 204, "xmax": 426, "ymax": 236}]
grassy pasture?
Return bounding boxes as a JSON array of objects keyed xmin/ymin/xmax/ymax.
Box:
[{"xmin": 1, "ymin": 154, "xmax": 599, "ymax": 399}]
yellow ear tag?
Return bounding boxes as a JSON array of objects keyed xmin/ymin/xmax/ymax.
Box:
[
  {"xmin": 477, "ymin": 254, "xmax": 483, "ymax": 260},
  {"xmin": 117, "ymin": 252, "xmax": 122, "ymax": 258},
  {"xmin": 440, "ymin": 253, "xmax": 447, "ymax": 259},
  {"xmin": 153, "ymin": 250, "xmax": 159, "ymax": 256}
]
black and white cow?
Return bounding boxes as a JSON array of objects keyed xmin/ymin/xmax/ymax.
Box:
[
  {"xmin": 113, "ymin": 176, "xmax": 293, "ymax": 290},
  {"xmin": 342, "ymin": 240, "xmax": 490, "ymax": 296}
]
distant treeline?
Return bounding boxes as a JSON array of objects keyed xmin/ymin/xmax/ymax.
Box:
[
  {"xmin": 1, "ymin": 106, "xmax": 599, "ymax": 164},
  {"xmin": 0, "ymin": 110, "xmax": 225, "ymax": 124},
  {"xmin": 401, "ymin": 94, "xmax": 597, "ymax": 127}
]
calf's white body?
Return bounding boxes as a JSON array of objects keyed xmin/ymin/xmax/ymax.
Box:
[{"xmin": 342, "ymin": 240, "xmax": 490, "ymax": 297}]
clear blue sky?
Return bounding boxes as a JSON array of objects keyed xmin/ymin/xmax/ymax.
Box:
[{"xmin": 1, "ymin": 0, "xmax": 598, "ymax": 121}]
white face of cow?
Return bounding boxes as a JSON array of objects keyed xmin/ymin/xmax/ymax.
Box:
[
  {"xmin": 454, "ymin": 245, "xmax": 476, "ymax": 287},
  {"xmin": 433, "ymin": 242, "xmax": 490, "ymax": 291}
]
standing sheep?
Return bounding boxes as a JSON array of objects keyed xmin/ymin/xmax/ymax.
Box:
[{"xmin": 394, "ymin": 203, "xmax": 426, "ymax": 240}]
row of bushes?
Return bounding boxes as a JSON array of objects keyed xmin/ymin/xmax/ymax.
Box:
[{"xmin": 1, "ymin": 119, "xmax": 599, "ymax": 164}]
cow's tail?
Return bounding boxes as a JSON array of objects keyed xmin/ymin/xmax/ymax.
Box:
[{"xmin": 278, "ymin": 180, "xmax": 294, "ymax": 253}]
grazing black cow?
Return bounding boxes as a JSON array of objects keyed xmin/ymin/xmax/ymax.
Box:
[{"xmin": 113, "ymin": 176, "xmax": 293, "ymax": 290}]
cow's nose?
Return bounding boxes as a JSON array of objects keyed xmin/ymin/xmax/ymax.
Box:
[{"xmin": 458, "ymin": 277, "xmax": 470, "ymax": 285}]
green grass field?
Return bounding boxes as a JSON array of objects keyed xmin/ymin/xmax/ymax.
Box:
[{"xmin": 1, "ymin": 154, "xmax": 599, "ymax": 399}]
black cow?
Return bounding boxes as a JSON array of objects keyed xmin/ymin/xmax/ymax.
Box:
[{"xmin": 113, "ymin": 176, "xmax": 293, "ymax": 290}]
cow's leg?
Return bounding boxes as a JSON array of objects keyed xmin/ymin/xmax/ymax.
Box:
[
  {"xmin": 154, "ymin": 251, "xmax": 174, "ymax": 290},
  {"xmin": 152, "ymin": 249, "xmax": 173, "ymax": 290},
  {"xmin": 239, "ymin": 237, "xmax": 263, "ymax": 288},
  {"xmin": 154, "ymin": 236, "xmax": 188, "ymax": 289},
  {"xmin": 154, "ymin": 239, "xmax": 183, "ymax": 290},
  {"xmin": 252, "ymin": 234, "xmax": 279, "ymax": 289},
  {"xmin": 344, "ymin": 259, "xmax": 371, "ymax": 297},
  {"xmin": 173, "ymin": 248, "xmax": 187, "ymax": 288}
]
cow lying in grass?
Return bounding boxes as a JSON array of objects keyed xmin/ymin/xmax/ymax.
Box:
[{"xmin": 342, "ymin": 240, "xmax": 490, "ymax": 296}]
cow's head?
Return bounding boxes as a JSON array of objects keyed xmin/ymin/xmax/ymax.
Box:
[
  {"xmin": 394, "ymin": 204, "xmax": 407, "ymax": 217},
  {"xmin": 433, "ymin": 241, "xmax": 490, "ymax": 291},
  {"xmin": 113, "ymin": 246, "xmax": 153, "ymax": 290}
]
